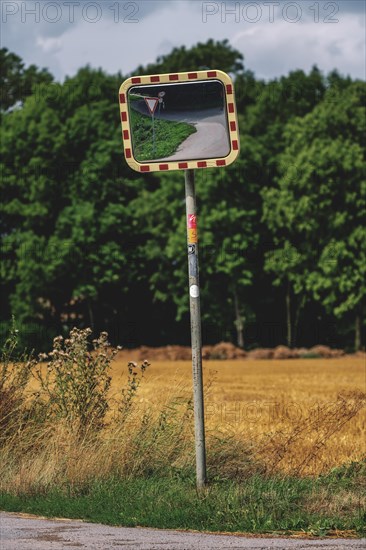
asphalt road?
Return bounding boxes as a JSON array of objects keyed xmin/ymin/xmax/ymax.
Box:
[
  {"xmin": 131, "ymin": 101, "xmax": 231, "ymax": 160},
  {"xmin": 1, "ymin": 513, "xmax": 365, "ymax": 550}
]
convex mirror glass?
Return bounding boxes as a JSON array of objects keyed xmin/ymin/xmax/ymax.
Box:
[
  {"xmin": 119, "ymin": 70, "xmax": 240, "ymax": 172},
  {"xmin": 128, "ymin": 80, "xmax": 229, "ymax": 162}
]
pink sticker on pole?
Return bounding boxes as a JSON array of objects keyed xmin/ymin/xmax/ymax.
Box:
[{"xmin": 188, "ymin": 214, "xmax": 197, "ymax": 229}]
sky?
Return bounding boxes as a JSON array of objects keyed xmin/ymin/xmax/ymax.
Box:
[{"xmin": 2, "ymin": 0, "xmax": 365, "ymax": 81}]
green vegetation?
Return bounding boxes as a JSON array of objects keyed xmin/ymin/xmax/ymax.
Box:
[
  {"xmin": 129, "ymin": 107, "xmax": 196, "ymax": 161},
  {"xmin": 0, "ymin": 48, "xmax": 53, "ymax": 112},
  {"xmin": 0, "ymin": 40, "xmax": 365, "ymax": 351},
  {"xmin": 1, "ymin": 465, "xmax": 365, "ymax": 536}
]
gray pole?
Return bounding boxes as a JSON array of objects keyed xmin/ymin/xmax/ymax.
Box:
[
  {"xmin": 152, "ymin": 113, "xmax": 155, "ymax": 156},
  {"xmin": 184, "ymin": 169, "xmax": 207, "ymax": 489}
]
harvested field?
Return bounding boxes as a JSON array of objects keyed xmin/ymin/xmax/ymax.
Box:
[
  {"xmin": 111, "ymin": 356, "xmax": 366, "ymax": 476},
  {"xmin": 114, "ymin": 343, "xmax": 356, "ymax": 361},
  {"xmin": 4, "ymin": 351, "xmax": 365, "ymax": 494}
]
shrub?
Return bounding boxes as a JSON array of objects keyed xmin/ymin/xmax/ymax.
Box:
[{"xmin": 32, "ymin": 328, "xmax": 116, "ymax": 435}]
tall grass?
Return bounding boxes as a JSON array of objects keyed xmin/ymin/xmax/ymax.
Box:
[
  {"xmin": 0, "ymin": 320, "xmax": 34, "ymax": 445},
  {"xmin": 0, "ymin": 326, "xmax": 365, "ymax": 499},
  {"xmin": 257, "ymin": 391, "xmax": 366, "ymax": 476}
]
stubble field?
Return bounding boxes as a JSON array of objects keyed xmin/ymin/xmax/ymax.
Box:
[{"xmin": 112, "ymin": 355, "xmax": 366, "ymax": 476}]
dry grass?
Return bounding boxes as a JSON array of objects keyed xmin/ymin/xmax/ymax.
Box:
[
  {"xmin": 1, "ymin": 349, "xmax": 365, "ymax": 495},
  {"xmin": 109, "ymin": 356, "xmax": 366, "ymax": 476}
]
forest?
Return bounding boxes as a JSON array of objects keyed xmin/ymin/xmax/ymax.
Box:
[{"xmin": 1, "ymin": 39, "xmax": 365, "ymax": 351}]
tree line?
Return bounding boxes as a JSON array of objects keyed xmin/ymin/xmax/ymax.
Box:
[{"xmin": 1, "ymin": 40, "xmax": 365, "ymax": 351}]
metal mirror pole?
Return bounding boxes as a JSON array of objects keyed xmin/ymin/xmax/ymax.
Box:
[{"xmin": 184, "ymin": 168, "xmax": 207, "ymax": 490}]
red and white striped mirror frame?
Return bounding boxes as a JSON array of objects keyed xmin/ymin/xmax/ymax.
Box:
[{"xmin": 118, "ymin": 69, "xmax": 240, "ymax": 173}]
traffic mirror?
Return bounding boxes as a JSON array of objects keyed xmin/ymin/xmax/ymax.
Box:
[{"xmin": 119, "ymin": 70, "xmax": 240, "ymax": 172}]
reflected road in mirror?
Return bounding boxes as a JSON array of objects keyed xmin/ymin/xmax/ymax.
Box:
[{"xmin": 128, "ymin": 80, "xmax": 231, "ymax": 163}]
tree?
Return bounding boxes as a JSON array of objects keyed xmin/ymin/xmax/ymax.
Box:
[
  {"xmin": 129, "ymin": 120, "xmax": 264, "ymax": 348},
  {"xmin": 135, "ymin": 39, "xmax": 245, "ymax": 77},
  {"xmin": 262, "ymin": 81, "xmax": 366, "ymax": 349},
  {"xmin": 0, "ymin": 65, "xmax": 152, "ymax": 346},
  {"xmin": 1, "ymin": 45, "xmax": 363, "ymax": 351},
  {"xmin": 246, "ymin": 67, "xmax": 326, "ymax": 178},
  {"xmin": 0, "ymin": 48, "xmax": 53, "ymax": 112}
]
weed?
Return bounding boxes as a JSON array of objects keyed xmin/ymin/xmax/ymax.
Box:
[
  {"xmin": 32, "ymin": 328, "xmax": 116, "ymax": 435},
  {"xmin": 117, "ymin": 359, "xmax": 150, "ymax": 420},
  {"xmin": 0, "ymin": 318, "xmax": 34, "ymax": 442}
]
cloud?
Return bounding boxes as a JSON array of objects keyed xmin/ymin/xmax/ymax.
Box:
[
  {"xmin": 231, "ymin": 12, "xmax": 365, "ymax": 79},
  {"xmin": 36, "ymin": 36, "xmax": 63, "ymax": 54},
  {"xmin": 1, "ymin": 0, "xmax": 365, "ymax": 81},
  {"xmin": 337, "ymin": 1, "xmax": 366, "ymax": 14},
  {"xmin": 220, "ymin": 0, "xmax": 366, "ymax": 16}
]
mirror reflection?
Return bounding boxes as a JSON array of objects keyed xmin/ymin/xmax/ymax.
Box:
[{"xmin": 127, "ymin": 80, "xmax": 231, "ymax": 163}]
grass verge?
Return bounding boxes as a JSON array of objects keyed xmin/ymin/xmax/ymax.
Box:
[
  {"xmin": 1, "ymin": 462, "xmax": 365, "ymax": 536},
  {"xmin": 129, "ymin": 107, "xmax": 196, "ymax": 161}
]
